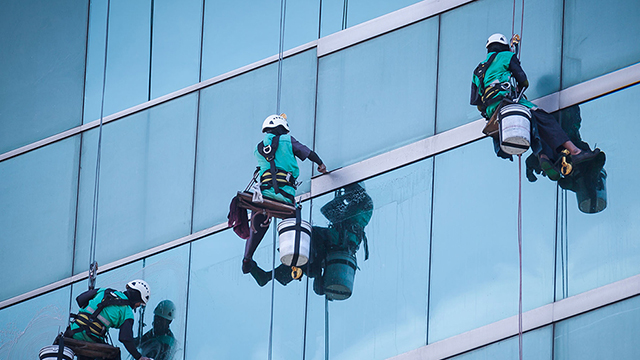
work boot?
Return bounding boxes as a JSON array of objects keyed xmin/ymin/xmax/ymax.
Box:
[
  {"xmin": 571, "ymin": 148, "xmax": 600, "ymax": 165},
  {"xmin": 249, "ymin": 263, "xmax": 272, "ymax": 287}
]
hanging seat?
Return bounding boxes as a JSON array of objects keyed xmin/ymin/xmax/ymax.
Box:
[
  {"xmin": 235, "ymin": 191, "xmax": 296, "ymax": 219},
  {"xmin": 54, "ymin": 335, "xmax": 121, "ymax": 359}
]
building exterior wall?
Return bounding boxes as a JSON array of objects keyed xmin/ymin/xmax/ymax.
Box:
[{"xmin": 1, "ymin": 0, "xmax": 639, "ymax": 359}]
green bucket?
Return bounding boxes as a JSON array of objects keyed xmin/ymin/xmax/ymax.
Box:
[{"xmin": 324, "ymin": 251, "xmax": 357, "ymax": 301}]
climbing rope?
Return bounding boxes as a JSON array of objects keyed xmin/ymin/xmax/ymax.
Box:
[
  {"xmin": 276, "ymin": 0, "xmax": 287, "ymax": 115},
  {"xmin": 268, "ymin": 1, "xmax": 288, "ymax": 359},
  {"xmin": 517, "ymin": 154, "xmax": 523, "ymax": 360},
  {"xmin": 341, "ymin": 0, "xmax": 349, "ymax": 30},
  {"xmin": 88, "ymin": 0, "xmax": 112, "ymax": 292}
]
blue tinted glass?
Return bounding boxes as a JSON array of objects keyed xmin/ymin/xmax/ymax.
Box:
[
  {"xmin": 84, "ymin": 0, "xmax": 151, "ymax": 124},
  {"xmin": 437, "ymin": 0, "xmax": 562, "ymax": 133},
  {"xmin": 151, "ymin": 0, "xmax": 203, "ymax": 98},
  {"xmin": 554, "ymin": 84, "xmax": 640, "ymax": 298},
  {"xmin": 429, "ymin": 140, "xmax": 555, "ymax": 342},
  {"xmin": 70, "ymin": 246, "xmax": 189, "ymax": 360},
  {"xmin": 450, "ymin": 326, "xmax": 552, "ymax": 360},
  {"xmin": 0, "ymin": 0, "xmax": 87, "ymax": 153},
  {"xmin": 562, "ymin": 0, "xmax": 640, "ymax": 88},
  {"xmin": 192, "ymin": 50, "xmax": 317, "ymax": 232},
  {"xmin": 186, "ymin": 230, "xmax": 273, "ymax": 358},
  {"xmin": 74, "ymin": 94, "xmax": 197, "ymax": 272},
  {"xmin": 316, "ymin": 18, "xmax": 438, "ymax": 169},
  {"xmin": 554, "ymin": 296, "xmax": 640, "ymax": 360},
  {"xmin": 320, "ymin": 0, "xmax": 421, "ymax": 37},
  {"xmin": 0, "ymin": 137, "xmax": 80, "ymax": 302},
  {"xmin": 0, "ymin": 287, "xmax": 71, "ymax": 359},
  {"xmin": 319, "ymin": 161, "xmax": 432, "ymax": 358},
  {"xmin": 201, "ymin": 0, "xmax": 320, "ymax": 80}
]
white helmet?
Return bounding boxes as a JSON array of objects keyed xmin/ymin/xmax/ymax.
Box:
[
  {"xmin": 486, "ymin": 33, "xmax": 508, "ymax": 48},
  {"xmin": 126, "ymin": 279, "xmax": 150, "ymax": 306},
  {"xmin": 262, "ymin": 114, "xmax": 289, "ymax": 133}
]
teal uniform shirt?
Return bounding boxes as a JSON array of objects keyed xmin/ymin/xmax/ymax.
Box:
[
  {"xmin": 472, "ymin": 51, "xmax": 534, "ymax": 118},
  {"xmin": 69, "ymin": 289, "xmax": 135, "ymax": 342},
  {"xmin": 255, "ymin": 133, "xmax": 300, "ymax": 203}
]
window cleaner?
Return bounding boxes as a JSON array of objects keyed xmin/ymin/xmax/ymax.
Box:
[
  {"xmin": 471, "ymin": 33, "xmax": 602, "ymax": 177},
  {"xmin": 228, "ymin": 114, "xmax": 328, "ymax": 277},
  {"xmin": 41, "ymin": 280, "xmax": 153, "ymax": 360}
]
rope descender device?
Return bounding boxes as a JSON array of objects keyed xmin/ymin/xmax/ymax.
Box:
[
  {"xmin": 88, "ymin": 261, "xmax": 98, "ymax": 290},
  {"xmin": 291, "ymin": 266, "xmax": 303, "ymax": 280},
  {"xmin": 510, "ymin": 34, "xmax": 521, "ymax": 47}
]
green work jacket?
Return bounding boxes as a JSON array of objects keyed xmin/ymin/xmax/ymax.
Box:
[
  {"xmin": 69, "ymin": 289, "xmax": 134, "ymax": 342},
  {"xmin": 255, "ymin": 133, "xmax": 299, "ymax": 203}
]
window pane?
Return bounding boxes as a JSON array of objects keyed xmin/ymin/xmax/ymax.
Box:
[
  {"xmin": 0, "ymin": 287, "xmax": 71, "ymax": 360},
  {"xmin": 320, "ymin": 0, "xmax": 422, "ymax": 37},
  {"xmin": 437, "ymin": 0, "xmax": 562, "ymax": 132},
  {"xmin": 75, "ymin": 94, "xmax": 197, "ymax": 271},
  {"xmin": 562, "ymin": 0, "xmax": 640, "ymax": 88},
  {"xmin": 151, "ymin": 0, "xmax": 203, "ymax": 98},
  {"xmin": 449, "ymin": 326, "xmax": 552, "ymax": 360},
  {"xmin": 320, "ymin": 161, "xmax": 432, "ymax": 359},
  {"xmin": 192, "ymin": 50, "xmax": 317, "ymax": 232},
  {"xmin": 554, "ymin": 295, "xmax": 640, "ymax": 360},
  {"xmin": 316, "ymin": 18, "xmax": 438, "ymax": 169},
  {"xmin": 555, "ymin": 84, "xmax": 640, "ymax": 298},
  {"xmin": 201, "ymin": 0, "xmax": 320, "ymax": 80},
  {"xmin": 71, "ymin": 246, "xmax": 189, "ymax": 360},
  {"xmin": 429, "ymin": 140, "xmax": 555, "ymax": 342},
  {"xmin": 0, "ymin": 137, "xmax": 80, "ymax": 301},
  {"xmin": 185, "ymin": 230, "xmax": 273, "ymax": 359},
  {"xmin": 0, "ymin": 0, "xmax": 88, "ymax": 153},
  {"xmin": 83, "ymin": 0, "xmax": 151, "ymax": 124}
]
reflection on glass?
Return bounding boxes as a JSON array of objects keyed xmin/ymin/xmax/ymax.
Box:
[
  {"xmin": 319, "ymin": 0, "xmax": 421, "ymax": 37},
  {"xmin": 136, "ymin": 300, "xmax": 178, "ymax": 360},
  {"xmin": 552, "ymin": 84, "xmax": 640, "ymax": 299},
  {"xmin": 325, "ymin": 161, "xmax": 432, "ymax": 359},
  {"xmin": 525, "ymin": 105, "xmax": 607, "ymax": 214},
  {"xmin": 247, "ymin": 183, "xmax": 373, "ymax": 302}
]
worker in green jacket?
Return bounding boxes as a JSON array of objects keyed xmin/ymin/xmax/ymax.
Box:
[
  {"xmin": 64, "ymin": 279, "xmax": 152, "ymax": 360},
  {"xmin": 471, "ymin": 33, "xmax": 599, "ymax": 178},
  {"xmin": 242, "ymin": 114, "xmax": 328, "ymax": 274}
]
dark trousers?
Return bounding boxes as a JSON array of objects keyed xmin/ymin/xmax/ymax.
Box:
[{"xmin": 531, "ymin": 109, "xmax": 570, "ymax": 156}]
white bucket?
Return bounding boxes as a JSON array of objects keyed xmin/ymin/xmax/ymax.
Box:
[
  {"xmin": 39, "ymin": 345, "xmax": 75, "ymax": 360},
  {"xmin": 277, "ymin": 218, "xmax": 311, "ymax": 266},
  {"xmin": 499, "ymin": 104, "xmax": 531, "ymax": 155}
]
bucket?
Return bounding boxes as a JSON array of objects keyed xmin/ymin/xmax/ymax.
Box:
[
  {"xmin": 277, "ymin": 218, "xmax": 311, "ymax": 266},
  {"xmin": 499, "ymin": 104, "xmax": 531, "ymax": 155},
  {"xmin": 39, "ymin": 345, "xmax": 75, "ymax": 360},
  {"xmin": 576, "ymin": 169, "xmax": 607, "ymax": 214},
  {"xmin": 324, "ymin": 251, "xmax": 357, "ymax": 301}
]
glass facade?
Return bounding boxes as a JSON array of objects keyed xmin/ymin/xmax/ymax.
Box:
[{"xmin": 1, "ymin": 1, "xmax": 640, "ymax": 360}]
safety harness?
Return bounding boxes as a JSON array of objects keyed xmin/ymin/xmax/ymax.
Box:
[
  {"xmin": 68, "ymin": 289, "xmax": 131, "ymax": 343},
  {"xmin": 257, "ymin": 135, "xmax": 297, "ymax": 204},
  {"xmin": 473, "ymin": 52, "xmax": 514, "ymax": 114}
]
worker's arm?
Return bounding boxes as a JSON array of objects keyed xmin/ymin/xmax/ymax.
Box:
[
  {"xmin": 76, "ymin": 289, "xmax": 98, "ymax": 308},
  {"xmin": 119, "ymin": 319, "xmax": 144, "ymax": 359},
  {"xmin": 291, "ymin": 137, "xmax": 328, "ymax": 174},
  {"xmin": 508, "ymin": 55, "xmax": 529, "ymax": 91}
]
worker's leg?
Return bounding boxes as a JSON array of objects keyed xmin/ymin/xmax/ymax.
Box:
[
  {"xmin": 243, "ymin": 212, "xmax": 270, "ymax": 273},
  {"xmin": 532, "ymin": 109, "xmax": 599, "ymax": 164}
]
